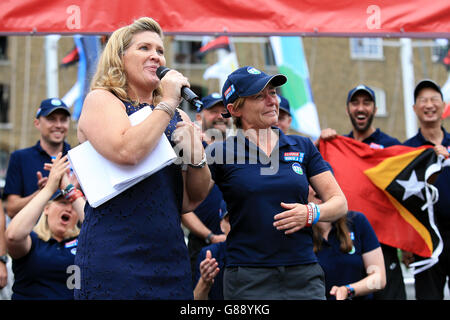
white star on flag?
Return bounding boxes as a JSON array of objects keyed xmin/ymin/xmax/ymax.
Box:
[{"xmin": 396, "ymin": 170, "xmax": 425, "ymax": 201}]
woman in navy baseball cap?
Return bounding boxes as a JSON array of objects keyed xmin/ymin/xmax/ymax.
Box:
[{"xmin": 207, "ymin": 66, "xmax": 348, "ymax": 300}]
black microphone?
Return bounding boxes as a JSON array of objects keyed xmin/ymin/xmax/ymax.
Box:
[{"xmin": 156, "ymin": 66, "xmax": 204, "ymax": 110}]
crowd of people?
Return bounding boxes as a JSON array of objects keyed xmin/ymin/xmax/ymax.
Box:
[{"xmin": 0, "ymin": 16, "xmax": 448, "ymax": 300}]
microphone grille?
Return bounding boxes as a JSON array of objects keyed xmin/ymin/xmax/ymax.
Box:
[{"xmin": 156, "ymin": 66, "xmax": 170, "ymax": 79}]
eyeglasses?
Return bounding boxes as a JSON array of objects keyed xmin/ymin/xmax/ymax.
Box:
[{"xmin": 416, "ymin": 96, "xmax": 443, "ymax": 105}]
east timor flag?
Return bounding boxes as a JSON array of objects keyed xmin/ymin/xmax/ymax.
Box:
[{"xmin": 320, "ymin": 136, "xmax": 445, "ymax": 259}]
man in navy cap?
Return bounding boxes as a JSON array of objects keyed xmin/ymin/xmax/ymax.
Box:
[
  {"xmin": 195, "ymin": 92, "xmax": 231, "ymax": 143},
  {"xmin": 402, "ymin": 79, "xmax": 450, "ymax": 300},
  {"xmin": 317, "ymin": 85, "xmax": 407, "ymax": 300},
  {"xmin": 3, "ymin": 98, "xmax": 72, "ymax": 218},
  {"xmin": 319, "ymin": 85, "xmax": 400, "ymax": 147},
  {"xmin": 276, "ymin": 94, "xmax": 292, "ymax": 134}
]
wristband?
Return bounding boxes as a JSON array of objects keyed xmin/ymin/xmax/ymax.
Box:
[
  {"xmin": 345, "ymin": 284, "xmax": 355, "ymax": 299},
  {"xmin": 154, "ymin": 101, "xmax": 175, "ymax": 119},
  {"xmin": 67, "ymin": 189, "xmax": 84, "ymax": 203},
  {"xmin": 305, "ymin": 204, "xmax": 314, "ymax": 227},
  {"xmin": 312, "ymin": 203, "xmax": 320, "ymax": 224},
  {"xmin": 305, "ymin": 203, "xmax": 320, "ymax": 227},
  {"xmin": 61, "ymin": 184, "xmax": 75, "ymax": 197},
  {"xmin": 205, "ymin": 232, "xmax": 214, "ymax": 244},
  {"xmin": 188, "ymin": 152, "xmax": 207, "ymax": 168}
]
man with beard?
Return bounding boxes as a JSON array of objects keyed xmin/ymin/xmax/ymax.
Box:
[
  {"xmin": 181, "ymin": 93, "xmax": 231, "ymax": 287},
  {"xmin": 317, "ymin": 85, "xmax": 406, "ymax": 300},
  {"xmin": 196, "ymin": 92, "xmax": 231, "ymax": 143},
  {"xmin": 3, "ymin": 98, "xmax": 71, "ymax": 218}
]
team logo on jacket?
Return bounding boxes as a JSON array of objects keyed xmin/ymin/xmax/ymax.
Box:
[
  {"xmin": 291, "ymin": 162, "xmax": 303, "ymax": 175},
  {"xmin": 65, "ymin": 239, "xmax": 78, "ymax": 255},
  {"xmin": 369, "ymin": 142, "xmax": 384, "ymax": 149},
  {"xmin": 348, "ymin": 246, "xmax": 356, "ymax": 255},
  {"xmin": 348, "ymin": 232, "xmax": 355, "ymax": 254},
  {"xmin": 284, "ymin": 152, "xmax": 304, "ymax": 163}
]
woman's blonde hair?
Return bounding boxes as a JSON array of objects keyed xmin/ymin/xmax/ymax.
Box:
[
  {"xmin": 33, "ymin": 201, "xmax": 80, "ymax": 242},
  {"xmin": 90, "ymin": 17, "xmax": 164, "ymax": 104}
]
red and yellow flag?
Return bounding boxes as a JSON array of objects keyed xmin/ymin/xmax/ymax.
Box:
[{"xmin": 320, "ymin": 136, "xmax": 442, "ymax": 258}]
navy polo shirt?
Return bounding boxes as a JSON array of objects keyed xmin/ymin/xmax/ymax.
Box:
[
  {"xmin": 195, "ymin": 242, "xmax": 227, "ymax": 300},
  {"xmin": 346, "ymin": 128, "xmax": 401, "ymax": 148},
  {"xmin": 316, "ymin": 211, "xmax": 380, "ymax": 300},
  {"xmin": 193, "ymin": 184, "xmax": 226, "ymax": 236},
  {"xmin": 3, "ymin": 141, "xmax": 71, "ymax": 199},
  {"xmin": 403, "ymin": 127, "xmax": 450, "ymax": 231},
  {"xmin": 207, "ymin": 129, "xmax": 330, "ymax": 267},
  {"xmin": 12, "ymin": 232, "xmax": 78, "ymax": 300}
]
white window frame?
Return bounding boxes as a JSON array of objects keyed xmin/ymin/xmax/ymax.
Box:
[
  {"xmin": 350, "ymin": 38, "xmax": 384, "ymax": 60},
  {"xmin": 372, "ymin": 87, "xmax": 387, "ymax": 117},
  {"xmin": 171, "ymin": 35, "xmax": 208, "ymax": 69}
]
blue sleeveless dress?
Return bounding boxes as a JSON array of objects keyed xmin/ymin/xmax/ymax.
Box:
[{"xmin": 74, "ymin": 101, "xmax": 193, "ymax": 299}]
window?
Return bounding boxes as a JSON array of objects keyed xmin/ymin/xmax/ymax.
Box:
[
  {"xmin": 372, "ymin": 87, "xmax": 387, "ymax": 117},
  {"xmin": 172, "ymin": 36, "xmax": 205, "ymax": 65},
  {"xmin": 263, "ymin": 41, "xmax": 276, "ymax": 67},
  {"xmin": 350, "ymin": 38, "xmax": 383, "ymax": 60},
  {"xmin": 0, "ymin": 149, "xmax": 9, "ymax": 188},
  {"xmin": 431, "ymin": 39, "xmax": 449, "ymax": 65},
  {"xmin": 0, "ymin": 84, "xmax": 9, "ymax": 124},
  {"xmin": 0, "ymin": 37, "xmax": 6, "ymax": 60}
]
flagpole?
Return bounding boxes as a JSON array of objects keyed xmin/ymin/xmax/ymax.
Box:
[
  {"xmin": 216, "ymin": 48, "xmax": 228, "ymax": 90},
  {"xmin": 19, "ymin": 36, "xmax": 31, "ymax": 149},
  {"xmin": 400, "ymin": 38, "xmax": 418, "ymax": 139},
  {"xmin": 45, "ymin": 35, "xmax": 61, "ymax": 98},
  {"xmin": 219, "ymin": 36, "xmax": 237, "ymax": 89}
]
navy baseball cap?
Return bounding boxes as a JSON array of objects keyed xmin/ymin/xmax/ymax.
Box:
[
  {"xmin": 36, "ymin": 98, "xmax": 71, "ymax": 118},
  {"xmin": 346, "ymin": 85, "xmax": 376, "ymax": 105},
  {"xmin": 414, "ymin": 79, "xmax": 443, "ymax": 102},
  {"xmin": 198, "ymin": 93, "xmax": 223, "ymax": 112},
  {"xmin": 277, "ymin": 95, "xmax": 291, "ymax": 116},
  {"xmin": 221, "ymin": 66, "xmax": 287, "ymax": 118},
  {"xmin": 49, "ymin": 190, "xmax": 64, "ymax": 201}
]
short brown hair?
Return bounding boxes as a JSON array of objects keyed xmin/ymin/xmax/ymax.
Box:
[{"xmin": 228, "ymin": 97, "xmax": 246, "ymax": 129}]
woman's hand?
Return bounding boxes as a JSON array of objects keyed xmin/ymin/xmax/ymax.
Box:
[
  {"xmin": 199, "ymin": 250, "xmax": 219, "ymax": 286},
  {"xmin": 434, "ymin": 144, "xmax": 449, "ymax": 159},
  {"xmin": 329, "ymin": 285, "xmax": 349, "ymax": 300},
  {"xmin": 43, "ymin": 153, "xmax": 71, "ymax": 195},
  {"xmin": 159, "ymin": 69, "xmax": 190, "ymax": 110},
  {"xmin": 172, "ymin": 121, "xmax": 205, "ymax": 165},
  {"xmin": 273, "ymin": 202, "xmax": 308, "ymax": 234}
]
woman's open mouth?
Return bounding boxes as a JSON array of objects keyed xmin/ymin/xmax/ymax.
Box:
[{"xmin": 60, "ymin": 213, "xmax": 71, "ymax": 224}]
